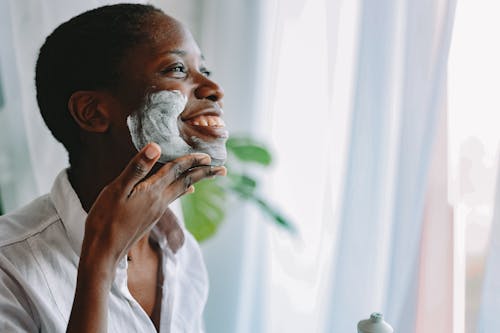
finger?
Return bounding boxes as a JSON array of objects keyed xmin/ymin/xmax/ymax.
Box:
[
  {"xmin": 143, "ymin": 153, "xmax": 212, "ymax": 187},
  {"xmin": 169, "ymin": 165, "xmax": 226, "ymax": 199},
  {"xmin": 173, "ymin": 185, "xmax": 195, "ymax": 201},
  {"xmin": 115, "ymin": 143, "xmax": 161, "ymax": 193}
]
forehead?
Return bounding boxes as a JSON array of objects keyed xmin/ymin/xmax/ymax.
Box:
[{"xmin": 144, "ymin": 13, "xmax": 202, "ymax": 58}]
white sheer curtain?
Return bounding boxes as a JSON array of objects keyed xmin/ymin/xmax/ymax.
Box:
[
  {"xmin": 0, "ymin": 1, "xmax": 458, "ymax": 332},
  {"xmin": 258, "ymin": 0, "xmax": 457, "ymax": 332},
  {"xmin": 478, "ymin": 159, "xmax": 500, "ymax": 332}
]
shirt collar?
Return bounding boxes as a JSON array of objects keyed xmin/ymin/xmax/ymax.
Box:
[
  {"xmin": 49, "ymin": 169, "xmax": 183, "ymax": 257},
  {"xmin": 50, "ymin": 169, "xmax": 87, "ymax": 257}
]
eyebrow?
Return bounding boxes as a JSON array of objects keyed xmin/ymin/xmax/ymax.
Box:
[
  {"xmin": 167, "ymin": 49, "xmax": 187, "ymax": 56},
  {"xmin": 161, "ymin": 49, "xmax": 206, "ymax": 61}
]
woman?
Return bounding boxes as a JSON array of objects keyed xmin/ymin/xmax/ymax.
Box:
[{"xmin": 0, "ymin": 4, "xmax": 226, "ymax": 332}]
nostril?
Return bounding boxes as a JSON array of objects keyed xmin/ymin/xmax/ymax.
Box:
[{"xmin": 206, "ymin": 95, "xmax": 218, "ymax": 102}]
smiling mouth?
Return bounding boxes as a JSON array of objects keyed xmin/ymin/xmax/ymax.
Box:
[
  {"xmin": 179, "ymin": 113, "xmax": 229, "ymax": 141},
  {"xmin": 186, "ymin": 114, "xmax": 225, "ymax": 128}
]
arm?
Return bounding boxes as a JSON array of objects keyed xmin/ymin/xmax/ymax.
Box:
[
  {"xmin": 0, "ymin": 257, "xmax": 39, "ymax": 332},
  {"xmin": 66, "ymin": 143, "xmax": 225, "ymax": 333}
]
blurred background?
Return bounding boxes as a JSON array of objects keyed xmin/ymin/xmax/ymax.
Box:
[{"xmin": 0, "ymin": 0, "xmax": 499, "ymax": 332}]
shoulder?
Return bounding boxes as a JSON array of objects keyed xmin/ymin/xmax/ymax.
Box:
[
  {"xmin": 0, "ymin": 194, "xmax": 60, "ymax": 248},
  {"xmin": 0, "ymin": 197, "xmax": 71, "ymax": 332}
]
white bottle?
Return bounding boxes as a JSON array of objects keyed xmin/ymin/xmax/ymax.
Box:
[{"xmin": 357, "ymin": 312, "xmax": 394, "ymax": 333}]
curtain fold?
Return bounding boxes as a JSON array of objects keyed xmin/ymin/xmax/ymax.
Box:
[
  {"xmin": 477, "ymin": 156, "xmax": 500, "ymax": 332},
  {"xmin": 384, "ymin": 0, "xmax": 457, "ymax": 331},
  {"xmin": 326, "ymin": 0, "xmax": 403, "ymax": 330},
  {"xmin": 262, "ymin": 0, "xmax": 456, "ymax": 332},
  {"xmin": 415, "ymin": 93, "xmax": 453, "ymax": 333}
]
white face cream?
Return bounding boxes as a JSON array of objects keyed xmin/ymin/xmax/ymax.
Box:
[{"xmin": 127, "ymin": 90, "xmax": 227, "ymax": 165}]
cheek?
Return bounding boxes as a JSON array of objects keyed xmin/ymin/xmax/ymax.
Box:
[
  {"xmin": 111, "ymin": 117, "xmax": 137, "ymax": 151},
  {"xmin": 148, "ymin": 77, "xmax": 190, "ymax": 95},
  {"xmin": 103, "ymin": 97, "xmax": 137, "ymax": 141},
  {"xmin": 126, "ymin": 90, "xmax": 192, "ymax": 163}
]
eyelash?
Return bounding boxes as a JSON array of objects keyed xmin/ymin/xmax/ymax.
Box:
[
  {"xmin": 161, "ymin": 63, "xmax": 212, "ymax": 77},
  {"xmin": 200, "ymin": 68, "xmax": 211, "ymax": 77},
  {"xmin": 161, "ymin": 63, "xmax": 186, "ymax": 75}
]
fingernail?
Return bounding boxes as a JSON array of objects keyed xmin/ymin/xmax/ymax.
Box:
[
  {"xmin": 201, "ymin": 154, "xmax": 211, "ymax": 165},
  {"xmin": 214, "ymin": 167, "xmax": 227, "ymax": 176},
  {"xmin": 187, "ymin": 185, "xmax": 195, "ymax": 194},
  {"xmin": 145, "ymin": 144, "xmax": 160, "ymax": 159}
]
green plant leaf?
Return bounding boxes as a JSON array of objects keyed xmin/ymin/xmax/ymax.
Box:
[
  {"xmin": 229, "ymin": 182, "xmax": 296, "ymax": 233},
  {"xmin": 181, "ymin": 178, "xmax": 227, "ymax": 242},
  {"xmin": 227, "ymin": 173, "xmax": 257, "ymax": 197},
  {"xmin": 226, "ymin": 137, "xmax": 272, "ymax": 165},
  {"xmin": 252, "ymin": 196, "xmax": 295, "ymax": 233}
]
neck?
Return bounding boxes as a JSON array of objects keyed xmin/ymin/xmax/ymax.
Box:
[
  {"xmin": 69, "ymin": 171, "xmax": 113, "ymax": 213},
  {"xmin": 68, "ymin": 148, "xmax": 156, "ymax": 259},
  {"xmin": 68, "ymin": 148, "xmax": 130, "ymax": 212}
]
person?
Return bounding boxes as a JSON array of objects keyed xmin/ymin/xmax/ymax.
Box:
[{"xmin": 0, "ymin": 4, "xmax": 228, "ymax": 332}]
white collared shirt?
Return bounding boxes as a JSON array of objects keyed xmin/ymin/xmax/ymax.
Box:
[{"xmin": 0, "ymin": 170, "xmax": 208, "ymax": 332}]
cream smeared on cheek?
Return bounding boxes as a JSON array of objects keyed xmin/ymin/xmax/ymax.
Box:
[{"xmin": 127, "ymin": 90, "xmax": 227, "ymax": 165}]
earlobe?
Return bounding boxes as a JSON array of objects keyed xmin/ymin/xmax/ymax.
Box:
[{"xmin": 68, "ymin": 91, "xmax": 110, "ymax": 133}]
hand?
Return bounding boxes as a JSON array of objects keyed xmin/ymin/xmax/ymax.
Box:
[
  {"xmin": 68, "ymin": 143, "xmax": 225, "ymax": 333},
  {"xmin": 80, "ymin": 142, "xmax": 226, "ymax": 272}
]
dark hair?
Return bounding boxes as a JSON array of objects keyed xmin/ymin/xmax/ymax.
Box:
[{"xmin": 35, "ymin": 4, "xmax": 163, "ymax": 164}]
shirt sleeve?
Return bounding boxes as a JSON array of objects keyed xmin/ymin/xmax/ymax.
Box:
[{"xmin": 0, "ymin": 256, "xmax": 39, "ymax": 332}]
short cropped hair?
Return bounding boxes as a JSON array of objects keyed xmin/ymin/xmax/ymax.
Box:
[{"xmin": 35, "ymin": 4, "xmax": 163, "ymax": 164}]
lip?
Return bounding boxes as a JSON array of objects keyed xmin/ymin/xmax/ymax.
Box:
[
  {"xmin": 178, "ymin": 107, "xmax": 229, "ymax": 141},
  {"xmin": 180, "ymin": 106, "xmax": 223, "ymax": 121}
]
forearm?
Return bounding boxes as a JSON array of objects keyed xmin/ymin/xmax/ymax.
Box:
[{"xmin": 66, "ymin": 245, "xmax": 116, "ymax": 333}]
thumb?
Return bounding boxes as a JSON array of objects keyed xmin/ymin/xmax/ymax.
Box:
[{"xmin": 116, "ymin": 143, "xmax": 161, "ymax": 193}]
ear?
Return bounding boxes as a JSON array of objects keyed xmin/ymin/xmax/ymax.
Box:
[{"xmin": 67, "ymin": 91, "xmax": 110, "ymax": 133}]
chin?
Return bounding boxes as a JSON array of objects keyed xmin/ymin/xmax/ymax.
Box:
[{"xmin": 190, "ymin": 136, "xmax": 227, "ymax": 166}]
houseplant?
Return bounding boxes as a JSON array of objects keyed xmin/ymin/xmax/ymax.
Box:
[{"xmin": 181, "ymin": 136, "xmax": 294, "ymax": 242}]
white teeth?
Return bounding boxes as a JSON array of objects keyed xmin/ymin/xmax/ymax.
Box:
[
  {"xmin": 189, "ymin": 115, "xmax": 225, "ymax": 127},
  {"xmin": 207, "ymin": 116, "xmax": 216, "ymax": 127}
]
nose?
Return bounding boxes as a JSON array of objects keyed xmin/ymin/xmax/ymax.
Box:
[{"xmin": 193, "ymin": 73, "xmax": 224, "ymax": 102}]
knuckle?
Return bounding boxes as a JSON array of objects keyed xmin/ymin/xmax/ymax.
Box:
[
  {"xmin": 206, "ymin": 166, "xmax": 214, "ymax": 176},
  {"xmin": 132, "ymin": 161, "xmax": 148, "ymax": 178},
  {"xmin": 191, "ymin": 157, "xmax": 202, "ymax": 168},
  {"xmin": 172, "ymin": 162, "xmax": 183, "ymax": 178},
  {"xmin": 183, "ymin": 175, "xmax": 193, "ymax": 189}
]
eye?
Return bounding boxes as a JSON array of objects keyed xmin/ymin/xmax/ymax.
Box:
[
  {"xmin": 160, "ymin": 63, "xmax": 187, "ymax": 78},
  {"xmin": 200, "ymin": 67, "xmax": 212, "ymax": 77}
]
